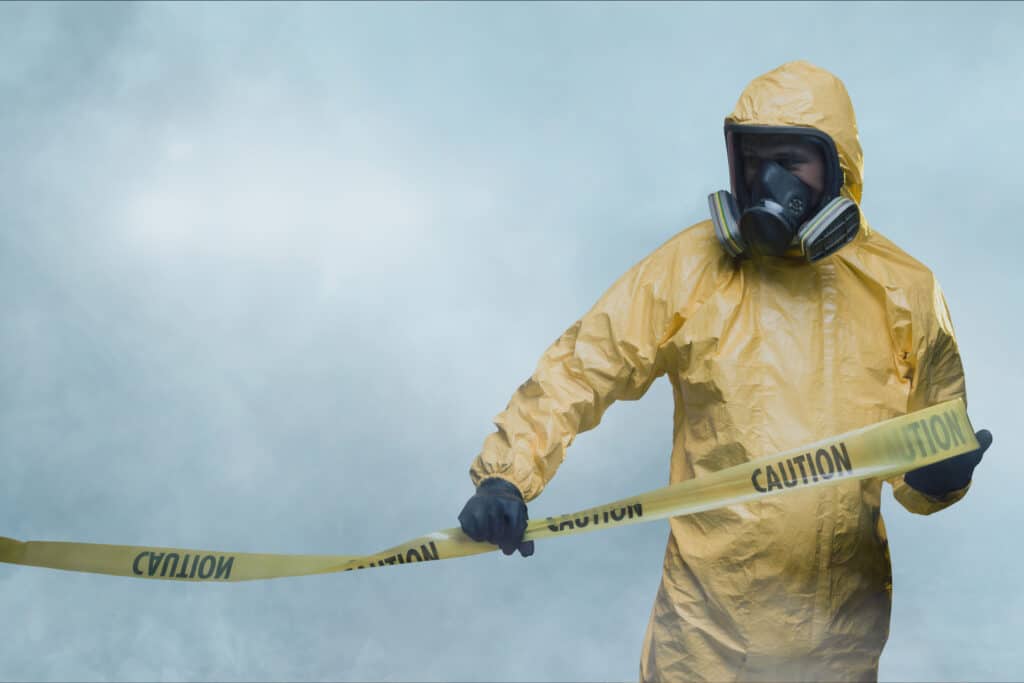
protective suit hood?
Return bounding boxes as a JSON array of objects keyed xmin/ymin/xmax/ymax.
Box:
[{"xmin": 726, "ymin": 60, "xmax": 865, "ymax": 206}]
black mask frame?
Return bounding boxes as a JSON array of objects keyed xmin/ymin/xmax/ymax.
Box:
[{"xmin": 724, "ymin": 124, "xmax": 845, "ymax": 214}]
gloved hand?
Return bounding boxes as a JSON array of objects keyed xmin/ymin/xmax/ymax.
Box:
[
  {"xmin": 458, "ymin": 478, "xmax": 535, "ymax": 557},
  {"xmin": 904, "ymin": 428, "xmax": 992, "ymax": 497}
]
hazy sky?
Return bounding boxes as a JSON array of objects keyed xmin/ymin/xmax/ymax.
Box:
[{"xmin": 1, "ymin": 2, "xmax": 1021, "ymax": 681}]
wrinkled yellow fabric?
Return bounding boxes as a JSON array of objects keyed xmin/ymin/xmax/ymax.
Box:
[{"xmin": 469, "ymin": 61, "xmax": 970, "ymax": 682}]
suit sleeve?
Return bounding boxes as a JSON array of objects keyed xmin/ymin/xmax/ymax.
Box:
[
  {"xmin": 468, "ymin": 254, "xmax": 679, "ymax": 502},
  {"xmin": 887, "ymin": 275, "xmax": 971, "ymax": 515}
]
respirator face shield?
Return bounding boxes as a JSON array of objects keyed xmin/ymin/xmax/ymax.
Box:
[{"xmin": 709, "ymin": 125, "xmax": 860, "ymax": 262}]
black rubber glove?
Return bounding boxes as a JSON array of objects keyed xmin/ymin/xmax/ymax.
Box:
[
  {"xmin": 458, "ymin": 478, "xmax": 535, "ymax": 557},
  {"xmin": 904, "ymin": 428, "xmax": 992, "ymax": 497}
]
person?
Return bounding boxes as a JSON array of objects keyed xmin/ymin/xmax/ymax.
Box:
[{"xmin": 457, "ymin": 61, "xmax": 992, "ymax": 682}]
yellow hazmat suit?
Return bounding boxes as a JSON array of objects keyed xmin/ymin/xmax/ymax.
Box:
[{"xmin": 469, "ymin": 61, "xmax": 970, "ymax": 681}]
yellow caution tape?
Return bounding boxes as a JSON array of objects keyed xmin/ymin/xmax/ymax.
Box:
[{"xmin": 0, "ymin": 399, "xmax": 978, "ymax": 582}]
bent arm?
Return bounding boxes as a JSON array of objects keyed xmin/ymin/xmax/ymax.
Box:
[
  {"xmin": 469, "ymin": 257, "xmax": 677, "ymax": 502},
  {"xmin": 887, "ymin": 277, "xmax": 971, "ymax": 515}
]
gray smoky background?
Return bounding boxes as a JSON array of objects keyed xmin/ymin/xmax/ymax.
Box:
[{"xmin": 1, "ymin": 2, "xmax": 1021, "ymax": 681}]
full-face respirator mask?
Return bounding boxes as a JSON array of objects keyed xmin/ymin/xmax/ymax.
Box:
[{"xmin": 709, "ymin": 126, "xmax": 860, "ymax": 262}]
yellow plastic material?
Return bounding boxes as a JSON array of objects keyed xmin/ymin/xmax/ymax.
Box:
[
  {"xmin": 0, "ymin": 400, "xmax": 975, "ymax": 586},
  {"xmin": 469, "ymin": 61, "xmax": 972, "ymax": 681}
]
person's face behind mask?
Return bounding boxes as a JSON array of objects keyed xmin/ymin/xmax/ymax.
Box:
[
  {"xmin": 740, "ymin": 135, "xmax": 826, "ymax": 211},
  {"xmin": 709, "ymin": 127, "xmax": 860, "ymax": 262}
]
